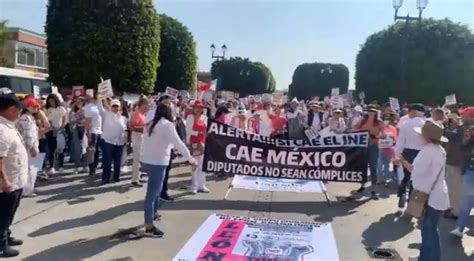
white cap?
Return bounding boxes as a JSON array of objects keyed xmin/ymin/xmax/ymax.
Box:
[
  {"xmin": 354, "ymin": 105, "xmax": 363, "ymax": 113},
  {"xmin": 111, "ymin": 99, "xmax": 121, "ymax": 107}
]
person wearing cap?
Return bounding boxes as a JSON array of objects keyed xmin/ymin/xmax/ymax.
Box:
[
  {"xmin": 44, "ymin": 93, "xmax": 67, "ymax": 175},
  {"xmin": 353, "ymin": 105, "xmax": 384, "ymax": 199},
  {"xmin": 399, "ymin": 121, "xmax": 449, "ymax": 261},
  {"xmin": 0, "ymin": 94, "xmax": 28, "ymax": 258},
  {"xmin": 450, "ymin": 107, "xmax": 474, "ymax": 237},
  {"xmin": 84, "ymin": 93, "xmax": 103, "ymax": 176},
  {"xmin": 394, "ymin": 103, "xmax": 426, "ymax": 209},
  {"xmin": 185, "ymin": 100, "xmax": 210, "ymax": 194},
  {"xmin": 328, "ymin": 108, "xmax": 346, "ymax": 134},
  {"xmin": 99, "ymin": 98, "xmax": 128, "ymax": 185},
  {"xmin": 129, "ymin": 97, "xmax": 149, "ymax": 188},
  {"xmin": 16, "ymin": 97, "xmax": 41, "ymax": 197}
]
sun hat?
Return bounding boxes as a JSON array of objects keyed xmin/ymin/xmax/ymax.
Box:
[
  {"xmin": 366, "ymin": 104, "xmax": 379, "ymax": 112},
  {"xmin": 333, "ymin": 108, "xmax": 343, "ymax": 114},
  {"xmin": 354, "ymin": 105, "xmax": 363, "ymax": 113},
  {"xmin": 414, "ymin": 120, "xmax": 448, "ymax": 143},
  {"xmin": 110, "ymin": 99, "xmax": 121, "ymax": 107}
]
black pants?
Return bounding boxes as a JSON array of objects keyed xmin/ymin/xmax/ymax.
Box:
[
  {"xmin": 45, "ymin": 131, "xmax": 64, "ymax": 169},
  {"xmin": 397, "ymin": 149, "xmax": 420, "ymax": 198},
  {"xmin": 0, "ymin": 189, "xmax": 22, "ymax": 249},
  {"xmin": 160, "ymin": 155, "xmax": 174, "ymax": 197}
]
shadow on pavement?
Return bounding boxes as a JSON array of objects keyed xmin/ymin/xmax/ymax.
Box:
[
  {"xmin": 28, "ymin": 200, "xmax": 143, "ymax": 237},
  {"xmin": 22, "ymin": 235, "xmax": 125, "ymax": 261}
]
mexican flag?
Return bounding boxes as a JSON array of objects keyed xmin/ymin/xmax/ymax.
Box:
[{"xmin": 198, "ymin": 78, "xmax": 219, "ymax": 93}]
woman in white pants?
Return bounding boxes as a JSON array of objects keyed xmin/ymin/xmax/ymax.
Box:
[
  {"xmin": 130, "ymin": 98, "xmax": 149, "ymax": 187},
  {"xmin": 185, "ymin": 100, "xmax": 209, "ymax": 194}
]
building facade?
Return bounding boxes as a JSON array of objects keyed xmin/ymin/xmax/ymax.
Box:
[{"xmin": 2, "ymin": 27, "xmax": 48, "ymax": 73}]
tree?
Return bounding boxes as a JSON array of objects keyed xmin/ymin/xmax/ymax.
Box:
[
  {"xmin": 355, "ymin": 18, "xmax": 474, "ymax": 105},
  {"xmin": 0, "ymin": 20, "xmax": 9, "ymax": 66},
  {"xmin": 288, "ymin": 62, "xmax": 349, "ymax": 100},
  {"xmin": 155, "ymin": 15, "xmax": 197, "ymax": 93},
  {"xmin": 211, "ymin": 57, "xmax": 276, "ymax": 96},
  {"xmin": 46, "ymin": 0, "xmax": 160, "ymax": 94}
]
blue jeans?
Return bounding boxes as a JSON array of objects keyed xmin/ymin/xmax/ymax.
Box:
[
  {"xmin": 101, "ymin": 142, "xmax": 124, "ymax": 182},
  {"xmin": 398, "ymin": 149, "xmax": 419, "ymax": 198},
  {"xmin": 457, "ymin": 170, "xmax": 474, "ymax": 231},
  {"xmin": 420, "ymin": 205, "xmax": 442, "ymax": 261},
  {"xmin": 88, "ymin": 134, "xmax": 102, "ymax": 175},
  {"xmin": 142, "ymin": 163, "xmax": 167, "ymax": 224},
  {"xmin": 377, "ymin": 150, "xmax": 393, "ymax": 182}
]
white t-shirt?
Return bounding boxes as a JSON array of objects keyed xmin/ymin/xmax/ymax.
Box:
[
  {"xmin": 0, "ymin": 116, "xmax": 29, "ymax": 192},
  {"xmin": 84, "ymin": 103, "xmax": 102, "ymax": 135},
  {"xmin": 101, "ymin": 111, "xmax": 127, "ymax": 146},
  {"xmin": 46, "ymin": 106, "xmax": 67, "ymax": 129}
]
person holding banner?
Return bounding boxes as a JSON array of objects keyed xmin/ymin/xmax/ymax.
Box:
[
  {"xmin": 269, "ymin": 106, "xmax": 287, "ymax": 139},
  {"xmin": 186, "ymin": 100, "xmax": 210, "ymax": 194},
  {"xmin": 307, "ymin": 101, "xmax": 325, "ymax": 133},
  {"xmin": 99, "ymin": 99, "xmax": 128, "ymax": 185},
  {"xmin": 353, "ymin": 105, "xmax": 384, "ymax": 199},
  {"xmin": 141, "ymin": 103, "xmax": 197, "ymax": 237}
]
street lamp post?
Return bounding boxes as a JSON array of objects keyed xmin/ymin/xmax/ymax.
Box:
[
  {"xmin": 392, "ymin": 0, "xmax": 428, "ymax": 97},
  {"xmin": 210, "ymin": 43, "xmax": 227, "ymax": 61}
]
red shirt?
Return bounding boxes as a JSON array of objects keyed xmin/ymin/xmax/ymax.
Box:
[
  {"xmin": 130, "ymin": 111, "xmax": 145, "ymax": 132},
  {"xmin": 190, "ymin": 117, "xmax": 206, "ymax": 144},
  {"xmin": 270, "ymin": 115, "xmax": 287, "ymax": 133}
]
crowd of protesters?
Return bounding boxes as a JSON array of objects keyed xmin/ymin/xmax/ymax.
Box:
[{"xmin": 0, "ymin": 87, "xmax": 472, "ymax": 261}]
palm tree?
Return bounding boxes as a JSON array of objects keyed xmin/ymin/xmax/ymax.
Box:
[{"xmin": 0, "ymin": 20, "xmax": 9, "ymax": 66}]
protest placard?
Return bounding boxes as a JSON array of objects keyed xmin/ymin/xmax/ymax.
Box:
[
  {"xmin": 72, "ymin": 85, "xmax": 85, "ymax": 98},
  {"xmin": 86, "ymin": 89, "xmax": 94, "ymax": 97},
  {"xmin": 203, "ymin": 90, "xmax": 214, "ymax": 103},
  {"xmin": 262, "ymin": 93, "xmax": 273, "ymax": 103},
  {"xmin": 304, "ymin": 126, "xmax": 319, "ymax": 141},
  {"xmin": 272, "ymin": 92, "xmax": 284, "ymax": 105},
  {"xmin": 389, "ymin": 97, "xmax": 400, "ymax": 112},
  {"xmin": 51, "ymin": 86, "xmax": 59, "ymax": 94},
  {"xmin": 97, "ymin": 80, "xmax": 113, "ymax": 99},
  {"xmin": 445, "ymin": 94, "xmax": 457, "ymax": 106},
  {"xmin": 165, "ymin": 86, "xmax": 178, "ymax": 99},
  {"xmin": 331, "ymin": 88, "xmax": 340, "ymax": 97},
  {"xmin": 330, "ymin": 95, "xmax": 343, "ymax": 109},
  {"xmin": 203, "ymin": 120, "xmax": 369, "ymax": 183},
  {"xmin": 173, "ymin": 214, "xmax": 339, "ymax": 261}
]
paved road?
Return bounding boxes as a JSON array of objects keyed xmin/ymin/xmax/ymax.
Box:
[{"xmin": 11, "ymin": 165, "xmax": 473, "ymax": 261}]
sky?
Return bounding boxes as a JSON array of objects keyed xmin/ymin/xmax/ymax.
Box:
[{"xmin": 1, "ymin": 0, "xmax": 473, "ymax": 90}]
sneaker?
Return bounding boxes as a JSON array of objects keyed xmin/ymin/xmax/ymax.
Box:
[
  {"xmin": 398, "ymin": 196, "xmax": 406, "ymax": 208},
  {"xmin": 131, "ymin": 181, "xmax": 142, "ymax": 188},
  {"xmin": 8, "ymin": 237, "xmax": 23, "ymax": 246},
  {"xmin": 154, "ymin": 213, "xmax": 162, "ymax": 221},
  {"xmin": 450, "ymin": 227, "xmax": 464, "ymax": 237},
  {"xmin": 0, "ymin": 246, "xmax": 20, "ymax": 258},
  {"xmin": 198, "ymin": 187, "xmax": 211, "ymax": 193},
  {"xmin": 145, "ymin": 226, "xmax": 164, "ymax": 238},
  {"xmin": 48, "ymin": 168, "xmax": 56, "ymax": 175},
  {"xmin": 160, "ymin": 195, "xmax": 174, "ymax": 202}
]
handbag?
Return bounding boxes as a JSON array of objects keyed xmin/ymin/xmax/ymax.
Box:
[{"xmin": 406, "ymin": 165, "xmax": 444, "ymax": 218}]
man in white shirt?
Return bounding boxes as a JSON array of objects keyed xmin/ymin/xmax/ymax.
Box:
[
  {"xmin": 394, "ymin": 103, "xmax": 426, "ymax": 208},
  {"xmin": 84, "ymin": 94, "xmax": 103, "ymax": 176},
  {"xmin": 0, "ymin": 94, "xmax": 28, "ymax": 258}
]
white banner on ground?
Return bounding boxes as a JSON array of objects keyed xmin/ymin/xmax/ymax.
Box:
[
  {"xmin": 173, "ymin": 214, "xmax": 339, "ymax": 261},
  {"xmin": 389, "ymin": 97, "xmax": 400, "ymax": 112},
  {"xmin": 445, "ymin": 94, "xmax": 457, "ymax": 106},
  {"xmin": 232, "ymin": 175, "xmax": 326, "ymax": 193},
  {"xmin": 97, "ymin": 80, "xmax": 113, "ymax": 99}
]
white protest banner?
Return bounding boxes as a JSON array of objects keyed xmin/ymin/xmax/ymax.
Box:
[
  {"xmin": 165, "ymin": 86, "xmax": 178, "ymax": 99},
  {"xmin": 97, "ymin": 80, "xmax": 113, "ymax": 99},
  {"xmin": 173, "ymin": 214, "xmax": 339, "ymax": 261},
  {"xmin": 445, "ymin": 94, "xmax": 457, "ymax": 106},
  {"xmin": 324, "ymin": 96, "xmax": 330, "ymax": 105},
  {"xmin": 331, "ymin": 88, "xmax": 340, "ymax": 97},
  {"xmin": 33, "ymin": 85, "xmax": 40, "ymax": 98},
  {"xmin": 220, "ymin": 91, "xmax": 234, "ymax": 100},
  {"xmin": 72, "ymin": 85, "xmax": 85, "ymax": 98},
  {"xmin": 389, "ymin": 97, "xmax": 400, "ymax": 112},
  {"xmin": 86, "ymin": 89, "xmax": 94, "ymax": 97},
  {"xmin": 330, "ymin": 95, "xmax": 343, "ymax": 109},
  {"xmin": 282, "ymin": 94, "xmax": 288, "ymax": 104},
  {"xmin": 272, "ymin": 92, "xmax": 284, "ymax": 105},
  {"xmin": 378, "ymin": 139, "xmax": 394, "ymax": 149},
  {"xmin": 304, "ymin": 126, "xmax": 319, "ymax": 141},
  {"xmin": 24, "ymin": 153, "xmax": 46, "ymax": 195},
  {"xmin": 262, "ymin": 93, "xmax": 273, "ymax": 103},
  {"xmin": 51, "ymin": 86, "xmax": 59, "ymax": 94},
  {"xmin": 232, "ymin": 175, "xmax": 326, "ymax": 193}
]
